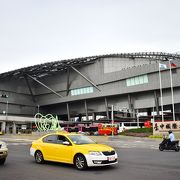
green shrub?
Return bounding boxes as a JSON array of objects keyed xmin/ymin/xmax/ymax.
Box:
[
  {"xmin": 123, "ymin": 127, "xmax": 152, "ymax": 133},
  {"xmin": 148, "ymin": 135, "xmax": 163, "ymax": 139},
  {"xmin": 120, "ymin": 127, "xmax": 153, "ymax": 137}
]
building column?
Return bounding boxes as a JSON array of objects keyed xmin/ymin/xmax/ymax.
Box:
[
  {"xmin": 92, "ymin": 112, "xmax": 96, "ymax": 121},
  {"xmin": 12, "ymin": 122, "xmax": 17, "ymax": 134},
  {"xmin": 128, "ymin": 94, "xmax": 135, "ymax": 118},
  {"xmin": 5, "ymin": 123, "xmax": 10, "ymax": 134},
  {"xmin": 66, "ymin": 103, "xmax": 70, "ymax": 121},
  {"xmin": 104, "ymin": 97, "xmax": 110, "ymax": 119},
  {"xmin": 147, "ymin": 108, "xmax": 151, "ymax": 116},
  {"xmin": 1, "ymin": 122, "xmax": 6, "ymax": 134},
  {"xmin": 84, "ymin": 100, "xmax": 89, "ymax": 121},
  {"xmin": 154, "ymin": 90, "xmax": 159, "ymax": 115}
]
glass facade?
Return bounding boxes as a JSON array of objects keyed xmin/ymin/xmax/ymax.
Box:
[
  {"xmin": 71, "ymin": 87, "xmax": 93, "ymax": 96},
  {"xmin": 126, "ymin": 75, "xmax": 148, "ymax": 86}
]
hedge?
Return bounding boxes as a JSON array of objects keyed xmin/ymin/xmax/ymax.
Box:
[{"xmin": 120, "ymin": 127, "xmax": 153, "ymax": 137}]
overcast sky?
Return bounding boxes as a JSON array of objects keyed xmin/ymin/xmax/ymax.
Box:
[{"xmin": 0, "ymin": 0, "xmax": 180, "ymax": 73}]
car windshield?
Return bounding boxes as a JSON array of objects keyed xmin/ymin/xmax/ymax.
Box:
[{"xmin": 67, "ymin": 135, "xmax": 95, "ymax": 145}]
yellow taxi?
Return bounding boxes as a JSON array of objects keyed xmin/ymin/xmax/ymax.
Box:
[{"xmin": 30, "ymin": 132, "xmax": 118, "ymax": 170}]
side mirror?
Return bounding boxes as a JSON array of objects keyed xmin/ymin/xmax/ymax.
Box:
[{"xmin": 63, "ymin": 141, "xmax": 70, "ymax": 145}]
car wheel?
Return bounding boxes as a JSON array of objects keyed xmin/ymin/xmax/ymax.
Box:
[
  {"xmin": 35, "ymin": 151, "xmax": 44, "ymax": 164},
  {"xmin": 175, "ymin": 144, "xmax": 179, "ymax": 152},
  {"xmin": 159, "ymin": 145, "xmax": 164, "ymax": 151},
  {"xmin": 0, "ymin": 158, "xmax": 6, "ymax": 165},
  {"xmin": 74, "ymin": 154, "xmax": 87, "ymax": 170}
]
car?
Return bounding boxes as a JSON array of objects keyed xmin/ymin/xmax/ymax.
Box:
[
  {"xmin": 30, "ymin": 131, "xmax": 118, "ymax": 170},
  {"xmin": 0, "ymin": 141, "xmax": 8, "ymax": 165}
]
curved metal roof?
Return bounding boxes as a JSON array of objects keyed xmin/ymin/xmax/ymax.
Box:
[{"xmin": 0, "ymin": 52, "xmax": 180, "ymax": 80}]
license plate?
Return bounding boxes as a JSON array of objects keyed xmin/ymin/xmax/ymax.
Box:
[{"xmin": 108, "ymin": 156, "xmax": 115, "ymax": 161}]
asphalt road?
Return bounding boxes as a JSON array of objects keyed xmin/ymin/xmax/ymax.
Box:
[{"xmin": 1, "ymin": 141, "xmax": 180, "ymax": 180}]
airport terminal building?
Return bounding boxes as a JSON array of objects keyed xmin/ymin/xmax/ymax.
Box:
[{"xmin": 0, "ymin": 52, "xmax": 180, "ymax": 133}]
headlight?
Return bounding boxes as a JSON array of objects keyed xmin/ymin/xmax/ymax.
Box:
[
  {"xmin": 89, "ymin": 151, "xmax": 102, "ymax": 156},
  {"xmin": 1, "ymin": 142, "xmax": 7, "ymax": 149}
]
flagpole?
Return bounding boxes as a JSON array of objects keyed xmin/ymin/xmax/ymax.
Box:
[
  {"xmin": 168, "ymin": 60, "xmax": 175, "ymax": 121},
  {"xmin": 158, "ymin": 63, "xmax": 164, "ymax": 121}
]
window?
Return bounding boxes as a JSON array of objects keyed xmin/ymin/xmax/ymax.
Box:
[
  {"xmin": 57, "ymin": 135, "xmax": 71, "ymax": 145},
  {"xmin": 143, "ymin": 75, "xmax": 148, "ymax": 83},
  {"xmin": 139, "ymin": 76, "xmax": 144, "ymax": 84},
  {"xmin": 43, "ymin": 135, "xmax": 58, "ymax": 143},
  {"xmin": 67, "ymin": 135, "xmax": 95, "ymax": 145},
  {"xmin": 135, "ymin": 77, "xmax": 139, "ymax": 84},
  {"xmin": 126, "ymin": 79, "xmax": 131, "ymax": 86},
  {"xmin": 43, "ymin": 135, "xmax": 71, "ymax": 145},
  {"xmin": 71, "ymin": 87, "xmax": 94, "ymax": 96},
  {"xmin": 126, "ymin": 75, "xmax": 148, "ymax": 86},
  {"xmin": 130, "ymin": 78, "xmax": 135, "ymax": 86}
]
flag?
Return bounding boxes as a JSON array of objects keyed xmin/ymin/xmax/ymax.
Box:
[
  {"xmin": 170, "ymin": 62, "xmax": 177, "ymax": 68},
  {"xmin": 159, "ymin": 63, "xmax": 167, "ymax": 69}
]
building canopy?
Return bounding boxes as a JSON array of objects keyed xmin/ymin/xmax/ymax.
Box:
[{"xmin": 0, "ymin": 52, "xmax": 180, "ymax": 80}]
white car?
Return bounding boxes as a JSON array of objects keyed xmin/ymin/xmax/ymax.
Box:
[{"xmin": 0, "ymin": 141, "xmax": 8, "ymax": 165}]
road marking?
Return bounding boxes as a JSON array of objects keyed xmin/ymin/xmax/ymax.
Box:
[
  {"xmin": 135, "ymin": 141, "xmax": 143, "ymax": 143},
  {"xmin": 151, "ymin": 147, "xmax": 159, "ymax": 150},
  {"xmin": 0, "ymin": 138, "xmax": 33, "ymax": 142},
  {"xmin": 7, "ymin": 142, "xmax": 31, "ymax": 146},
  {"xmin": 107, "ymin": 140, "xmax": 160, "ymax": 150}
]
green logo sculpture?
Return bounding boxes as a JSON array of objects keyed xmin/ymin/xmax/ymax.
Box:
[{"xmin": 34, "ymin": 113, "xmax": 61, "ymax": 132}]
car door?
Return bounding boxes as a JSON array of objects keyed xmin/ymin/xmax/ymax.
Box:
[
  {"xmin": 42, "ymin": 135, "xmax": 59, "ymax": 161},
  {"xmin": 55, "ymin": 135, "xmax": 74, "ymax": 163}
]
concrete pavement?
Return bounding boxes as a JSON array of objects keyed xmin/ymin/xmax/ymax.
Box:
[
  {"xmin": 0, "ymin": 133, "xmax": 162, "ymax": 143},
  {"xmin": 0, "ymin": 133, "xmax": 165, "ymax": 150}
]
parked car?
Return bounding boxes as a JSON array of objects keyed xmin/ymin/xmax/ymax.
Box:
[
  {"xmin": 0, "ymin": 141, "xmax": 8, "ymax": 165},
  {"xmin": 30, "ymin": 132, "xmax": 118, "ymax": 170}
]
